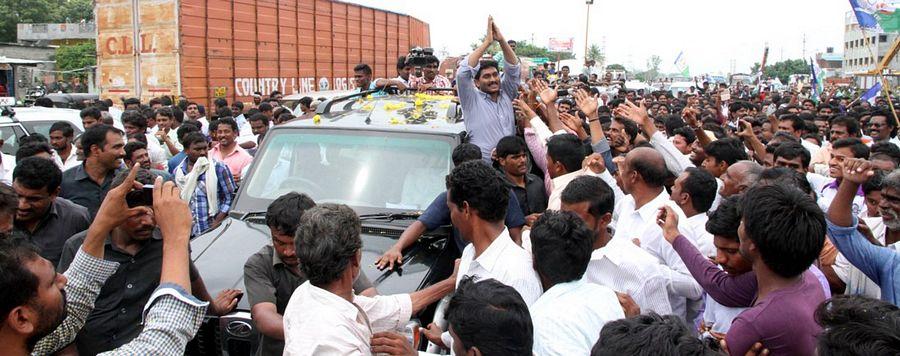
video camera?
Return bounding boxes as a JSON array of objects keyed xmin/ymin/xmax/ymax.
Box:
[{"xmin": 406, "ymin": 47, "xmax": 435, "ymax": 67}]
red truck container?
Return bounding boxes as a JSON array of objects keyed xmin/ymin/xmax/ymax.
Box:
[{"xmin": 96, "ymin": 0, "xmax": 430, "ymax": 106}]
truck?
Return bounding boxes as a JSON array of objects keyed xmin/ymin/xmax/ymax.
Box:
[{"xmin": 95, "ymin": 0, "xmax": 430, "ymax": 107}]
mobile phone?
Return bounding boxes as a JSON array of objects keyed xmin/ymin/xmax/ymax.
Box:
[{"xmin": 126, "ymin": 184, "xmax": 155, "ymax": 208}]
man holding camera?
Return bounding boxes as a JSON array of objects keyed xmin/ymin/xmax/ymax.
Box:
[
  {"xmin": 410, "ymin": 55, "xmax": 452, "ymax": 93},
  {"xmin": 56, "ymin": 168, "xmax": 242, "ymax": 355},
  {"xmin": 458, "ymin": 16, "xmax": 519, "ymax": 161}
]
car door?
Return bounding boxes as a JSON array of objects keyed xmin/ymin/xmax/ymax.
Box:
[{"xmin": 0, "ymin": 123, "xmax": 29, "ymax": 156}]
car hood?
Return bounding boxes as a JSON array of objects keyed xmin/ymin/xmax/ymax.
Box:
[{"xmin": 190, "ymin": 215, "xmax": 441, "ymax": 310}]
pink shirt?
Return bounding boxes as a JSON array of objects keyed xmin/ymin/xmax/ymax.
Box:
[{"xmin": 209, "ymin": 145, "xmax": 253, "ymax": 180}]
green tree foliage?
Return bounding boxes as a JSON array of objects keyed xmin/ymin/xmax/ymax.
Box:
[
  {"xmin": 469, "ymin": 38, "xmax": 575, "ymax": 60},
  {"xmin": 586, "ymin": 44, "xmax": 604, "ymax": 65},
  {"xmin": 751, "ymin": 59, "xmax": 809, "ymax": 84},
  {"xmin": 0, "ymin": 0, "xmax": 94, "ymax": 43},
  {"xmin": 55, "ymin": 40, "xmax": 96, "ymax": 79},
  {"xmin": 606, "ymin": 64, "xmax": 626, "ymax": 71}
]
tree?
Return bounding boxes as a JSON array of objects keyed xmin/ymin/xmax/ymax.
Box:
[
  {"xmin": 606, "ymin": 64, "xmax": 626, "ymax": 71},
  {"xmin": 55, "ymin": 40, "xmax": 96, "ymax": 79},
  {"xmin": 645, "ymin": 55, "xmax": 661, "ymax": 83},
  {"xmin": 751, "ymin": 59, "xmax": 809, "ymax": 83},
  {"xmin": 586, "ymin": 44, "xmax": 604, "ymax": 65},
  {"xmin": 0, "ymin": 0, "xmax": 95, "ymax": 43},
  {"xmin": 469, "ymin": 39, "xmax": 575, "ymax": 60}
]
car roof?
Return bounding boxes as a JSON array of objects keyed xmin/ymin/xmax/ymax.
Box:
[
  {"xmin": 279, "ymin": 92, "xmax": 466, "ymax": 135},
  {"xmin": 0, "ymin": 107, "xmax": 84, "ymax": 131},
  {"xmin": 282, "ymin": 90, "xmax": 356, "ymax": 101}
]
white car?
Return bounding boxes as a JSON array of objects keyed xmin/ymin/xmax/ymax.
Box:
[{"xmin": 0, "ymin": 106, "xmax": 87, "ymax": 155}]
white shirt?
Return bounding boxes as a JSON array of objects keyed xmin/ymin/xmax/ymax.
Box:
[
  {"xmin": 0, "ymin": 153, "xmax": 14, "ymax": 185},
  {"xmin": 801, "ymin": 138, "xmax": 822, "ymax": 159},
  {"xmin": 53, "ymin": 144, "xmax": 81, "ymax": 171},
  {"xmin": 531, "ymin": 280, "xmax": 624, "ymax": 356},
  {"xmin": 648, "ymin": 130, "xmax": 724, "ymax": 211},
  {"xmin": 144, "ymin": 132, "xmax": 170, "ymax": 167},
  {"xmin": 548, "ymin": 167, "xmax": 599, "ymax": 210},
  {"xmin": 679, "ymin": 211, "xmax": 716, "ymax": 258},
  {"xmin": 817, "ymin": 179, "xmax": 867, "ymax": 217},
  {"xmin": 457, "ymin": 228, "xmax": 543, "ymax": 306},
  {"xmin": 612, "ymin": 191, "xmax": 703, "ymax": 321},
  {"xmin": 198, "ymin": 116, "xmax": 209, "ymax": 135},
  {"xmin": 282, "ymin": 281, "xmax": 412, "ymax": 356},
  {"xmin": 583, "ymin": 237, "xmax": 673, "ymax": 315},
  {"xmin": 702, "ymin": 294, "xmax": 746, "ymax": 335}
]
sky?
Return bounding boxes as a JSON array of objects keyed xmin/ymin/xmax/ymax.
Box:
[{"xmin": 345, "ymin": 0, "xmax": 854, "ymax": 75}]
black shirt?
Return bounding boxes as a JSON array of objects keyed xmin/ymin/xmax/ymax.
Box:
[
  {"xmin": 12, "ymin": 197, "xmax": 90, "ymax": 267},
  {"xmin": 58, "ymin": 229, "xmax": 200, "ymax": 356},
  {"xmin": 243, "ymin": 245, "xmax": 374, "ymax": 356},
  {"xmin": 60, "ymin": 164, "xmax": 121, "ymax": 217},
  {"xmin": 508, "ymin": 173, "xmax": 548, "ymax": 216}
]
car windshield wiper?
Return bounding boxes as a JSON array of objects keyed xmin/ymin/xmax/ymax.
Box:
[{"xmin": 358, "ymin": 210, "xmax": 422, "ymax": 222}]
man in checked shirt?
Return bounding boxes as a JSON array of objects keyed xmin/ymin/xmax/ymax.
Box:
[{"xmin": 0, "ymin": 165, "xmax": 210, "ymax": 356}]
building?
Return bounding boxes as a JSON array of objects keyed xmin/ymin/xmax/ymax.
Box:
[
  {"xmin": 17, "ymin": 23, "xmax": 95, "ymax": 46},
  {"xmin": 842, "ymin": 11, "xmax": 900, "ymax": 88},
  {"xmin": 816, "ymin": 47, "xmax": 843, "ymax": 78}
]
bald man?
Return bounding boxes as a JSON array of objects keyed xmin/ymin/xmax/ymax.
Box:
[
  {"xmin": 719, "ymin": 160, "xmax": 763, "ymax": 197},
  {"xmin": 611, "ymin": 147, "xmax": 702, "ymax": 323}
]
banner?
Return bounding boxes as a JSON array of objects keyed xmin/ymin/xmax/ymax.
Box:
[
  {"xmin": 548, "ymin": 38, "xmax": 574, "ymax": 53},
  {"xmin": 862, "ymin": 82, "xmax": 883, "ymax": 104},
  {"xmin": 673, "ymin": 51, "xmax": 690, "ymax": 77}
]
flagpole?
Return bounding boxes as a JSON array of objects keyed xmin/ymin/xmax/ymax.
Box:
[{"xmin": 881, "ymin": 76, "xmax": 900, "ymax": 127}]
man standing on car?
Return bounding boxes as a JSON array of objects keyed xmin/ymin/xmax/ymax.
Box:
[
  {"xmin": 458, "ymin": 16, "xmax": 519, "ymax": 161},
  {"xmin": 244, "ymin": 192, "xmax": 376, "ymax": 356}
]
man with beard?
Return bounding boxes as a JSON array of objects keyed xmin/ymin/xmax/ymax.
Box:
[
  {"xmin": 56, "ymin": 168, "xmax": 240, "ymax": 355},
  {"xmin": 244, "ymin": 192, "xmax": 376, "ymax": 356},
  {"xmin": 828, "ymin": 158, "xmax": 900, "ymax": 305},
  {"xmin": 123, "ymin": 142, "xmax": 173, "ymax": 182},
  {"xmin": 174, "ymin": 132, "xmax": 237, "ymax": 236},
  {"xmin": 48, "ymin": 122, "xmax": 80, "ymax": 171},
  {"xmin": 15, "ymin": 166, "xmax": 218, "ymax": 355},
  {"xmin": 11, "ymin": 158, "xmax": 90, "ymax": 267},
  {"xmin": 209, "ymin": 118, "xmax": 253, "ymax": 184},
  {"xmin": 458, "ymin": 16, "xmax": 519, "ymax": 161},
  {"xmin": 60, "ymin": 125, "xmax": 126, "ymax": 217}
]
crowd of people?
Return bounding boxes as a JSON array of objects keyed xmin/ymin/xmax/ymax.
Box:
[{"xmin": 2, "ymin": 14, "xmax": 900, "ymax": 356}]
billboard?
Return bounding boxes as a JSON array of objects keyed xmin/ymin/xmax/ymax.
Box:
[{"xmin": 548, "ymin": 37, "xmax": 574, "ymax": 53}]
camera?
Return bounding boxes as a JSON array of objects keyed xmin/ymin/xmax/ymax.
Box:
[{"xmin": 406, "ymin": 47, "xmax": 435, "ymax": 67}]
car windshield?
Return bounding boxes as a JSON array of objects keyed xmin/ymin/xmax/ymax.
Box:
[{"xmin": 238, "ymin": 129, "xmax": 454, "ymax": 212}]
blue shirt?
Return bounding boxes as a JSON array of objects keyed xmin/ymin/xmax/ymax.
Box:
[
  {"xmin": 456, "ymin": 59, "xmax": 520, "ymax": 161},
  {"xmin": 827, "ymin": 217, "xmax": 900, "ymax": 304},
  {"xmin": 167, "ymin": 152, "xmax": 187, "ymax": 175},
  {"xmin": 418, "ymin": 190, "xmax": 525, "ymax": 252}
]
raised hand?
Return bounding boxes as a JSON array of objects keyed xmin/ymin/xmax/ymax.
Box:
[
  {"xmin": 93, "ymin": 164, "xmax": 146, "ymax": 232},
  {"xmin": 573, "ymin": 89, "xmax": 599, "ymax": 118},
  {"xmin": 841, "ymin": 158, "xmax": 875, "ymax": 185},
  {"xmin": 620, "ymin": 100, "xmax": 651, "ymax": 128},
  {"xmin": 531, "ymin": 79, "xmax": 558, "ymax": 106},
  {"xmin": 491, "ymin": 17, "xmax": 504, "ymax": 42},
  {"xmin": 513, "ymin": 98, "xmax": 537, "ymax": 120},
  {"xmin": 656, "ymin": 206, "xmax": 681, "ymax": 244},
  {"xmin": 582, "ymin": 153, "xmax": 606, "ymax": 174},
  {"xmin": 483, "ymin": 16, "xmax": 494, "ymax": 45},
  {"xmin": 559, "ymin": 111, "xmax": 586, "ymax": 137},
  {"xmin": 683, "ymin": 107, "xmax": 701, "ymax": 128},
  {"xmin": 153, "ymin": 176, "xmax": 193, "ymax": 244},
  {"xmin": 736, "ymin": 119, "xmax": 754, "ymax": 139}
]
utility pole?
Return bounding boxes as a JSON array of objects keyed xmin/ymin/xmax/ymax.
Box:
[
  {"xmin": 802, "ymin": 33, "xmax": 807, "ymax": 59},
  {"xmin": 584, "ymin": 0, "xmax": 594, "ymax": 60}
]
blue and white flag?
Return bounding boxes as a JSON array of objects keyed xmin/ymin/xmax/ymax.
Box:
[
  {"xmin": 848, "ymin": 0, "xmax": 900, "ymax": 33},
  {"xmin": 861, "ymin": 81, "xmax": 883, "ymax": 104}
]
